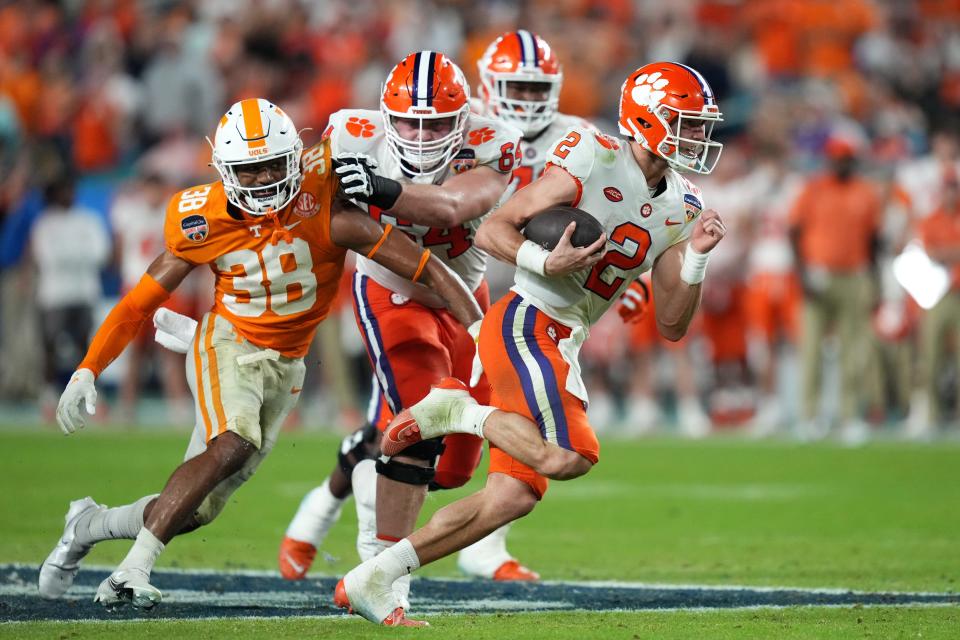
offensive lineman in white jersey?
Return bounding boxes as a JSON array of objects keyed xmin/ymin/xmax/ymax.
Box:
[
  {"xmin": 334, "ymin": 61, "xmax": 728, "ymax": 626},
  {"xmin": 275, "ymin": 51, "xmax": 534, "ymax": 599}
]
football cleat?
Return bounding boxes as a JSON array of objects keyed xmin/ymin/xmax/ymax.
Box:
[
  {"xmin": 278, "ymin": 536, "xmax": 317, "ymax": 580},
  {"xmin": 381, "ymin": 378, "xmax": 473, "ymax": 457},
  {"xmin": 335, "ymin": 578, "xmax": 427, "ymax": 627},
  {"xmin": 94, "ymin": 568, "xmax": 162, "ymax": 610},
  {"xmin": 38, "ymin": 497, "xmax": 103, "ymax": 598},
  {"xmin": 492, "ymin": 559, "xmax": 540, "ymax": 582}
]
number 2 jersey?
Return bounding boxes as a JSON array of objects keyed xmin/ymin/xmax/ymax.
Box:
[
  {"xmin": 325, "ymin": 108, "xmax": 521, "ymax": 307},
  {"xmin": 514, "ymin": 127, "xmax": 707, "ymax": 329},
  {"xmin": 162, "ymin": 138, "xmax": 345, "ymax": 358},
  {"xmin": 469, "ymin": 98, "xmax": 595, "ymax": 203}
]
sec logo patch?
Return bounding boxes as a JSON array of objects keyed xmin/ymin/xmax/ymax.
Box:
[
  {"xmin": 181, "ymin": 214, "xmax": 209, "ymax": 243},
  {"xmin": 294, "ymin": 192, "xmax": 319, "ymax": 218}
]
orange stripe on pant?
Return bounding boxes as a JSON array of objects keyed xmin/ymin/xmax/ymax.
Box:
[
  {"xmin": 194, "ymin": 316, "xmax": 214, "ymax": 441},
  {"xmin": 204, "ymin": 314, "xmax": 228, "ymax": 438},
  {"xmin": 478, "ymin": 292, "xmax": 599, "ymax": 499}
]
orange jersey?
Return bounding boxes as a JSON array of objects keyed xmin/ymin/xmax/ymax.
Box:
[{"xmin": 163, "ymin": 139, "xmax": 346, "ymax": 357}]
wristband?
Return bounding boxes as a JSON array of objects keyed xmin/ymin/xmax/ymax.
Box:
[
  {"xmin": 516, "ymin": 240, "xmax": 550, "ymax": 276},
  {"xmin": 680, "ymin": 243, "xmax": 710, "ymax": 285},
  {"xmin": 369, "ymin": 174, "xmax": 402, "ymax": 210}
]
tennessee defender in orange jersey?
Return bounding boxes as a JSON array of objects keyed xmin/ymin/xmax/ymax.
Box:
[{"xmin": 42, "ymin": 100, "xmax": 481, "ymax": 623}]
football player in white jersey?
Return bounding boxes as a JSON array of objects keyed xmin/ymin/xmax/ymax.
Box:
[
  {"xmin": 334, "ymin": 61, "xmax": 728, "ymax": 626},
  {"xmin": 452, "ymin": 28, "xmax": 601, "ymax": 581},
  {"xmin": 276, "ymin": 51, "xmax": 535, "ymax": 601}
]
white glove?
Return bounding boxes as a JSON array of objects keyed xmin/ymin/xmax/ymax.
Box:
[
  {"xmin": 56, "ymin": 368, "xmax": 97, "ymax": 435},
  {"xmin": 468, "ymin": 320, "xmax": 484, "ymax": 388},
  {"xmin": 333, "ymin": 153, "xmax": 378, "ymax": 198},
  {"xmin": 153, "ymin": 308, "xmax": 198, "ymax": 354}
]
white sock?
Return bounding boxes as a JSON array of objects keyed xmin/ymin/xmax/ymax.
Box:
[
  {"xmin": 461, "ymin": 404, "xmax": 496, "ymax": 438},
  {"xmin": 458, "ymin": 523, "xmax": 512, "ymax": 577},
  {"xmin": 75, "ymin": 494, "xmax": 157, "ymax": 546},
  {"xmin": 117, "ymin": 528, "xmax": 165, "ymax": 575},
  {"xmin": 374, "ymin": 538, "xmax": 421, "ymax": 584},
  {"xmin": 285, "ymin": 478, "xmax": 345, "ymax": 545},
  {"xmin": 352, "ymin": 460, "xmax": 382, "ymax": 561}
]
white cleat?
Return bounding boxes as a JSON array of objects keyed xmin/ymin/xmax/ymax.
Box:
[
  {"xmin": 38, "ymin": 497, "xmax": 103, "ymax": 598},
  {"xmin": 335, "ymin": 560, "xmax": 425, "ymax": 626},
  {"xmin": 94, "ymin": 568, "xmax": 162, "ymax": 610}
]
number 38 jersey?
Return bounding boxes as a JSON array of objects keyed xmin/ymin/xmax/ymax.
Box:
[
  {"xmin": 163, "ymin": 138, "xmax": 345, "ymax": 358},
  {"xmin": 513, "ymin": 126, "xmax": 707, "ymax": 329},
  {"xmin": 325, "ymin": 108, "xmax": 521, "ymax": 307}
]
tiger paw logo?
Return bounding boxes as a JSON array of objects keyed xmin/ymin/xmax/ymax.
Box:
[
  {"xmin": 631, "ymin": 72, "xmax": 669, "ymax": 108},
  {"xmin": 345, "ymin": 117, "xmax": 375, "ymax": 138},
  {"xmin": 468, "ymin": 127, "xmax": 495, "ymax": 145}
]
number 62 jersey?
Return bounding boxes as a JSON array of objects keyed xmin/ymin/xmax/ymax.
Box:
[
  {"xmin": 162, "ymin": 138, "xmax": 346, "ymax": 358},
  {"xmin": 514, "ymin": 126, "xmax": 708, "ymax": 329}
]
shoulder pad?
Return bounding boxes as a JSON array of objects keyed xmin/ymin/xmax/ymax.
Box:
[
  {"xmin": 462, "ymin": 114, "xmax": 523, "ymax": 173},
  {"xmin": 327, "ymin": 109, "xmax": 383, "ymax": 155},
  {"xmin": 544, "ymin": 126, "xmax": 600, "ymax": 183},
  {"xmin": 163, "ymin": 182, "xmax": 225, "ymax": 264}
]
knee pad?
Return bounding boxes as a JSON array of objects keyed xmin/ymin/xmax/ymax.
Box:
[
  {"xmin": 374, "ymin": 436, "xmax": 444, "ymax": 486},
  {"xmin": 375, "ymin": 457, "xmax": 436, "ymax": 486},
  {"xmin": 337, "ymin": 422, "xmax": 380, "ymax": 477}
]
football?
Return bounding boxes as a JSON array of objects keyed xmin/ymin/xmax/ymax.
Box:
[{"xmin": 522, "ymin": 205, "xmax": 605, "ymax": 251}]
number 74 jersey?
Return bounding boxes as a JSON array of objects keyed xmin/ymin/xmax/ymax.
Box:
[
  {"xmin": 513, "ymin": 126, "xmax": 707, "ymax": 329},
  {"xmin": 162, "ymin": 139, "xmax": 346, "ymax": 357}
]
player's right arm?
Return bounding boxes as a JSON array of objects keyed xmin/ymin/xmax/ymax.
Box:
[
  {"xmin": 329, "ymin": 199, "xmax": 483, "ymax": 329},
  {"xmin": 56, "ymin": 250, "xmax": 194, "ymax": 435},
  {"xmin": 475, "ymin": 127, "xmax": 605, "ymax": 277}
]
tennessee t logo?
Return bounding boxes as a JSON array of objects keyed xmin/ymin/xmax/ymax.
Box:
[{"xmin": 249, "ymin": 224, "xmax": 262, "ymax": 237}]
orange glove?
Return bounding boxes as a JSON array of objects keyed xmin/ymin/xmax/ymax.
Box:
[{"xmin": 617, "ymin": 279, "xmax": 650, "ymax": 324}]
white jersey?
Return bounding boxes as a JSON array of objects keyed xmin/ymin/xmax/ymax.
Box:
[
  {"xmin": 326, "ymin": 108, "xmax": 521, "ymax": 307},
  {"xmin": 471, "ymin": 99, "xmax": 594, "ymax": 202},
  {"xmin": 513, "ymin": 126, "xmax": 704, "ymax": 329},
  {"xmin": 110, "ymin": 192, "xmax": 166, "ymax": 289}
]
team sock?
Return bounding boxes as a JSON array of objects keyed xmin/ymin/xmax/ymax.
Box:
[
  {"xmin": 75, "ymin": 494, "xmax": 157, "ymax": 546},
  {"xmin": 117, "ymin": 527, "xmax": 165, "ymax": 575},
  {"xmin": 285, "ymin": 478, "xmax": 345, "ymax": 545}
]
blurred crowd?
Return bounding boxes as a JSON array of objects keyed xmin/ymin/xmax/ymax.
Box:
[{"xmin": 1, "ymin": 0, "xmax": 959, "ymax": 442}]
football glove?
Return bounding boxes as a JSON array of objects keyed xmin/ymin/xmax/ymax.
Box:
[
  {"xmin": 617, "ymin": 279, "xmax": 650, "ymax": 324},
  {"xmin": 56, "ymin": 369, "xmax": 97, "ymax": 435},
  {"xmin": 333, "ymin": 153, "xmax": 402, "ymax": 210}
]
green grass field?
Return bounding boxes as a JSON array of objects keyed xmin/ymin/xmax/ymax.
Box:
[{"xmin": 2, "ymin": 427, "xmax": 958, "ymax": 638}]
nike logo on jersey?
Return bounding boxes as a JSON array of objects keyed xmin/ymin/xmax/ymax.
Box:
[
  {"xmin": 665, "ymin": 218, "xmax": 682, "ymax": 226},
  {"xmin": 285, "ymin": 221, "xmax": 302, "ymax": 231},
  {"xmin": 291, "ymin": 386, "xmax": 302, "ymax": 394}
]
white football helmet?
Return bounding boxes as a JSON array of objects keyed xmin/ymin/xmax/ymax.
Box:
[{"xmin": 210, "ymin": 98, "xmax": 304, "ymax": 215}]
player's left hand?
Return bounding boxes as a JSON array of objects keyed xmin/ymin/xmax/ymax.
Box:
[
  {"xmin": 56, "ymin": 369, "xmax": 97, "ymax": 435},
  {"xmin": 333, "ymin": 153, "xmax": 402, "ymax": 210},
  {"xmin": 690, "ymin": 209, "xmax": 726, "ymax": 254},
  {"xmin": 617, "ymin": 279, "xmax": 650, "ymax": 324}
]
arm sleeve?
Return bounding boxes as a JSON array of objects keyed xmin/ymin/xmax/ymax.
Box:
[{"xmin": 78, "ymin": 273, "xmax": 171, "ymax": 377}]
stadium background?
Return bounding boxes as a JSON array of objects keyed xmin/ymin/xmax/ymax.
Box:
[{"xmin": 1, "ymin": 1, "xmax": 960, "ymax": 637}]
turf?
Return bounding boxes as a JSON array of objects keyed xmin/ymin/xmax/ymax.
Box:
[
  {"xmin": 2, "ymin": 428, "xmax": 958, "ymax": 637},
  {"xmin": 3, "ymin": 607, "xmax": 960, "ymax": 640}
]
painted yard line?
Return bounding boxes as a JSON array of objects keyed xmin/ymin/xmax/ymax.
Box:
[{"xmin": 3, "ymin": 563, "xmax": 958, "ymax": 598}]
